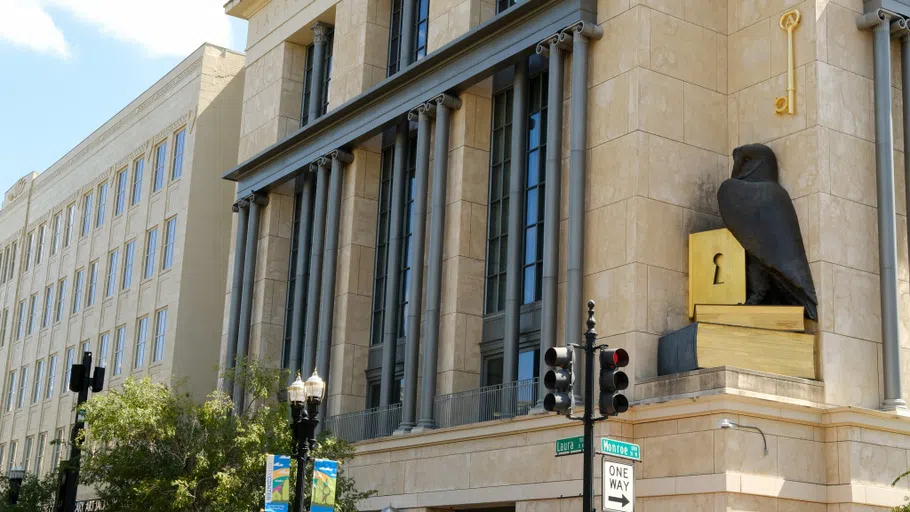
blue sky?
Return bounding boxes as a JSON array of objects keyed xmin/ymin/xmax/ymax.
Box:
[{"xmin": 0, "ymin": 0, "xmax": 248, "ymax": 199}]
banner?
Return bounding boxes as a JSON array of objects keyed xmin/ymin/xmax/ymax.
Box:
[
  {"xmin": 265, "ymin": 454, "xmax": 291, "ymax": 512},
  {"xmin": 310, "ymin": 458, "xmax": 339, "ymax": 512}
]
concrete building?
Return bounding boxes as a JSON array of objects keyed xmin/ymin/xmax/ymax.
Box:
[
  {"xmin": 222, "ymin": 0, "xmax": 910, "ymax": 510},
  {"xmin": 0, "ymin": 44, "xmax": 244, "ymax": 479}
]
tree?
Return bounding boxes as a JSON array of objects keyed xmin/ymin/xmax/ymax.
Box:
[
  {"xmin": 78, "ymin": 362, "xmax": 374, "ymax": 512},
  {"xmin": 0, "ymin": 471, "xmax": 58, "ymax": 512}
]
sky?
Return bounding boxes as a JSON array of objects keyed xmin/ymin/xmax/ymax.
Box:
[{"xmin": 0, "ymin": 0, "xmax": 248, "ymax": 199}]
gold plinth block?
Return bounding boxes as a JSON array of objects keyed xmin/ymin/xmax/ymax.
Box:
[
  {"xmin": 688, "ymin": 228, "xmax": 746, "ymax": 319},
  {"xmin": 695, "ymin": 304, "xmax": 805, "ymax": 332}
]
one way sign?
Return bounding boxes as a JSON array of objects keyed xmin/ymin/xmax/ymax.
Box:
[{"xmin": 603, "ymin": 460, "xmax": 634, "ymax": 512}]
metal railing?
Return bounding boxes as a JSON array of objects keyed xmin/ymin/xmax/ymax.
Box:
[
  {"xmin": 435, "ymin": 377, "xmax": 538, "ymax": 429},
  {"xmin": 324, "ymin": 403, "xmax": 402, "ymax": 443}
]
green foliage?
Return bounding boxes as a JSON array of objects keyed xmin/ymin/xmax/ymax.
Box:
[
  {"xmin": 79, "ymin": 360, "xmax": 374, "ymax": 512},
  {"xmin": 0, "ymin": 471, "xmax": 58, "ymax": 512},
  {"xmin": 895, "ymin": 496, "xmax": 910, "ymax": 512}
]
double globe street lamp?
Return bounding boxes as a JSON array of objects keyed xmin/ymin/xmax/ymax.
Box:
[{"xmin": 288, "ymin": 370, "xmax": 326, "ymax": 512}]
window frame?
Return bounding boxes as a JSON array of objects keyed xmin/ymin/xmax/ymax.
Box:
[
  {"xmin": 46, "ymin": 354, "xmax": 56, "ymax": 399},
  {"xmin": 123, "ymin": 240, "xmax": 136, "ymax": 289},
  {"xmin": 144, "ymin": 227, "xmax": 158, "ymax": 280},
  {"xmin": 135, "ymin": 316, "xmax": 149, "ymax": 369},
  {"xmin": 162, "ymin": 217, "xmax": 176, "ymax": 270},
  {"xmin": 131, "ymin": 157, "xmax": 144, "ymax": 206},
  {"xmin": 96, "ymin": 181, "xmax": 109, "ymax": 228},
  {"xmin": 153, "ymin": 308, "xmax": 167, "ymax": 363},
  {"xmin": 114, "ymin": 168, "xmax": 128, "ymax": 216},
  {"xmin": 172, "ymin": 129, "xmax": 186, "ymax": 180},
  {"xmin": 81, "ymin": 192, "xmax": 93, "ymax": 237},
  {"xmin": 152, "ymin": 141, "xmax": 167, "ymax": 192}
]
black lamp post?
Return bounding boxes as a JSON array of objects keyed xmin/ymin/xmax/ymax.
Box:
[
  {"xmin": 288, "ymin": 371, "xmax": 325, "ymax": 512},
  {"xmin": 8, "ymin": 466, "xmax": 25, "ymax": 505}
]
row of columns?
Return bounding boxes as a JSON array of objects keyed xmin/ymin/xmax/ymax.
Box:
[
  {"xmin": 857, "ymin": 9, "xmax": 908, "ymax": 412},
  {"xmin": 224, "ymin": 150, "xmax": 353, "ymax": 418}
]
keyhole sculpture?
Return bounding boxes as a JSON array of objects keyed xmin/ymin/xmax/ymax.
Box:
[{"xmin": 713, "ymin": 253, "xmax": 724, "ymax": 285}]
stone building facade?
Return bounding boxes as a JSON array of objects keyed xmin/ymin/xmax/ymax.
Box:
[
  {"xmin": 223, "ymin": 0, "xmax": 910, "ymax": 509},
  {"xmin": 0, "ymin": 44, "xmax": 245, "ymax": 480}
]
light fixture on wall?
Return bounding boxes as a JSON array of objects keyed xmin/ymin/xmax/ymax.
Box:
[{"xmin": 718, "ymin": 418, "xmax": 769, "ymax": 456}]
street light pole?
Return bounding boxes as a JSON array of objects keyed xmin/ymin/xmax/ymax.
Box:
[
  {"xmin": 288, "ymin": 371, "xmax": 326, "ymax": 512},
  {"xmin": 8, "ymin": 466, "xmax": 25, "ymax": 505}
]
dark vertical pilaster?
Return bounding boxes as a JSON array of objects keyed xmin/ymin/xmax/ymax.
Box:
[
  {"xmin": 400, "ymin": 0, "xmax": 416, "ymax": 69},
  {"xmin": 289, "ymin": 175, "xmax": 315, "ymax": 379},
  {"xmin": 224, "ymin": 199, "xmax": 249, "ymax": 395},
  {"xmin": 397, "ymin": 104, "xmax": 431, "ymax": 434},
  {"xmin": 414, "ymin": 94, "xmax": 461, "ymax": 432},
  {"xmin": 308, "ymin": 22, "xmax": 333, "ymax": 123},
  {"xmin": 303, "ymin": 160, "xmax": 330, "ymax": 377},
  {"xmin": 380, "ymin": 122, "xmax": 410, "ymax": 406}
]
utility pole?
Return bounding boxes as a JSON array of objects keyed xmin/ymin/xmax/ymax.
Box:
[
  {"xmin": 55, "ymin": 351, "xmax": 105, "ymax": 512},
  {"xmin": 582, "ymin": 301, "xmax": 596, "ymax": 512}
]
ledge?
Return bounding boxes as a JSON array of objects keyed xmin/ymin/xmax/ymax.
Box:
[{"xmin": 636, "ymin": 366, "xmax": 824, "ymax": 405}]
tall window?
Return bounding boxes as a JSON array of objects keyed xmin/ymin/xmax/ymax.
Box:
[
  {"xmin": 98, "ymin": 333, "xmax": 110, "ymax": 368},
  {"xmin": 17, "ymin": 366, "xmax": 28, "ymax": 408},
  {"xmin": 32, "ymin": 360, "xmax": 44, "ymax": 404},
  {"xmin": 300, "ymin": 31, "xmax": 335, "ymax": 126},
  {"xmin": 72, "ymin": 269, "xmax": 84, "ymax": 314},
  {"xmin": 144, "ymin": 227, "xmax": 158, "ymax": 279},
  {"xmin": 369, "ymin": 145, "xmax": 396, "ymax": 347},
  {"xmin": 496, "ymin": 0, "xmax": 516, "ymax": 13},
  {"xmin": 484, "ymin": 87, "xmax": 513, "ymax": 314},
  {"xmin": 5, "ymin": 370, "xmax": 16, "ymax": 411},
  {"xmin": 96, "ymin": 181, "xmax": 108, "ymax": 227},
  {"xmin": 0, "ymin": 308, "xmax": 7, "ymax": 346},
  {"xmin": 162, "ymin": 217, "xmax": 176, "ymax": 270},
  {"xmin": 35, "ymin": 432, "xmax": 46, "ymax": 474},
  {"xmin": 114, "ymin": 168, "xmax": 128, "ymax": 216},
  {"xmin": 123, "ymin": 240, "xmax": 135, "ymax": 289},
  {"xmin": 81, "ymin": 192, "xmax": 93, "ymax": 237},
  {"xmin": 27, "ymin": 294, "xmax": 37, "ymax": 335},
  {"xmin": 7, "ymin": 441, "xmax": 16, "ymax": 473},
  {"xmin": 522, "ymin": 71, "xmax": 548, "ymax": 305},
  {"xmin": 46, "ymin": 355, "xmax": 56, "ymax": 399},
  {"xmin": 387, "ymin": 0, "xmax": 404, "ymax": 76},
  {"xmin": 81, "ymin": 340, "xmax": 90, "ymax": 357},
  {"xmin": 51, "ymin": 429, "xmax": 64, "ymax": 470},
  {"xmin": 113, "ymin": 326, "xmax": 126, "ymax": 376},
  {"xmin": 0, "ymin": 246, "xmax": 6, "ymax": 283},
  {"xmin": 42, "ymin": 285, "xmax": 54, "ymax": 329},
  {"xmin": 51, "ymin": 213, "xmax": 61, "ymax": 256},
  {"xmin": 6, "ymin": 241, "xmax": 14, "ymax": 278},
  {"xmin": 64, "ymin": 204, "xmax": 75, "ymax": 247},
  {"xmin": 106, "ymin": 250, "xmax": 119, "ymax": 297},
  {"xmin": 153, "ymin": 308, "xmax": 167, "ymax": 362},
  {"xmin": 15, "ymin": 300, "xmax": 25, "ymax": 340},
  {"xmin": 64, "ymin": 348, "xmax": 75, "ymax": 392},
  {"xmin": 55, "ymin": 278, "xmax": 66, "ymax": 322},
  {"xmin": 131, "ymin": 157, "xmax": 144, "ymax": 206},
  {"xmin": 135, "ymin": 317, "xmax": 148, "ymax": 368},
  {"xmin": 172, "ymin": 129, "xmax": 186, "ymax": 180},
  {"xmin": 24, "ymin": 231, "xmax": 33, "ymax": 271},
  {"xmin": 413, "ymin": 0, "xmax": 430, "ymax": 61},
  {"xmin": 87, "ymin": 261, "xmax": 99, "ymax": 306},
  {"xmin": 22, "ymin": 437, "xmax": 32, "ymax": 472},
  {"xmin": 153, "ymin": 142, "xmax": 167, "ymax": 192},
  {"xmin": 35, "ymin": 223, "xmax": 45, "ymax": 265}
]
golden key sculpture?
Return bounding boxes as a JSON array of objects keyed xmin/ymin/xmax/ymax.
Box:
[{"xmin": 775, "ymin": 9, "xmax": 801, "ymax": 115}]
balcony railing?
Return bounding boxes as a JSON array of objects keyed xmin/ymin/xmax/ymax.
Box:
[
  {"xmin": 324, "ymin": 403, "xmax": 402, "ymax": 443},
  {"xmin": 324, "ymin": 378, "xmax": 539, "ymax": 443},
  {"xmin": 435, "ymin": 377, "xmax": 538, "ymax": 429}
]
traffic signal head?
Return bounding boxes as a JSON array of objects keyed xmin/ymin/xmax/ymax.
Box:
[
  {"xmin": 543, "ymin": 347, "xmax": 574, "ymax": 413},
  {"xmin": 599, "ymin": 348, "xmax": 630, "ymax": 416}
]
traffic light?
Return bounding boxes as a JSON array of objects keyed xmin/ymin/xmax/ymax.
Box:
[
  {"xmin": 543, "ymin": 346, "xmax": 574, "ymax": 413},
  {"xmin": 599, "ymin": 348, "xmax": 629, "ymax": 416}
]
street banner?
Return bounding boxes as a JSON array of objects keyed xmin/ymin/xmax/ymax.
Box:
[
  {"xmin": 310, "ymin": 458, "xmax": 340, "ymax": 512},
  {"xmin": 265, "ymin": 454, "xmax": 291, "ymax": 512}
]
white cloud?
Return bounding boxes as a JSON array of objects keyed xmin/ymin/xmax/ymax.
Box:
[
  {"xmin": 0, "ymin": 0, "xmax": 234, "ymax": 59},
  {"xmin": 0, "ymin": 0, "xmax": 70, "ymax": 58}
]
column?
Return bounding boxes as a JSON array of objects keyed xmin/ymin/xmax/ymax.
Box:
[
  {"xmin": 564, "ymin": 22, "xmax": 602, "ymax": 405},
  {"xmin": 380, "ymin": 122, "xmax": 410, "ymax": 407},
  {"xmin": 502, "ymin": 60, "xmax": 528, "ymax": 417},
  {"xmin": 415, "ymin": 93, "xmax": 461, "ymax": 431},
  {"xmin": 288, "ymin": 176, "xmax": 315, "ymax": 378},
  {"xmin": 307, "ymin": 22, "xmax": 333, "ymax": 123},
  {"xmin": 223, "ymin": 199, "xmax": 249, "ymax": 395},
  {"xmin": 400, "ymin": 0, "xmax": 416, "ymax": 68},
  {"xmin": 397, "ymin": 104, "xmax": 432, "ymax": 434},
  {"xmin": 233, "ymin": 194, "xmax": 268, "ymax": 415},
  {"xmin": 536, "ymin": 33, "xmax": 567, "ymax": 410},
  {"xmin": 316, "ymin": 149, "xmax": 354, "ymax": 421},
  {"xmin": 857, "ymin": 10, "xmax": 906, "ymax": 411},
  {"xmin": 303, "ymin": 160, "xmax": 330, "ymax": 377}
]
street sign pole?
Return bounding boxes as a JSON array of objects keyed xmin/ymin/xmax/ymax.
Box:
[{"xmin": 582, "ymin": 313, "xmax": 595, "ymax": 512}]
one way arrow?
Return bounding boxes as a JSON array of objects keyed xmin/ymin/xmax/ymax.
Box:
[{"xmin": 608, "ymin": 495, "xmax": 629, "ymax": 508}]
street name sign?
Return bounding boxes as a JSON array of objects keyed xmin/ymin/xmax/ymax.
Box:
[
  {"xmin": 603, "ymin": 460, "xmax": 634, "ymax": 512},
  {"xmin": 601, "ymin": 438, "xmax": 641, "ymax": 461},
  {"xmin": 555, "ymin": 435, "xmax": 584, "ymax": 455}
]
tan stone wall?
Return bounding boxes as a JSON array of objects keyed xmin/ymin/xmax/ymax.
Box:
[
  {"xmin": 330, "ymin": 0, "xmax": 391, "ymax": 109},
  {"xmin": 426, "ymin": 0, "xmax": 495, "ymax": 54},
  {"xmin": 238, "ymin": 41, "xmax": 307, "ymax": 162}
]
